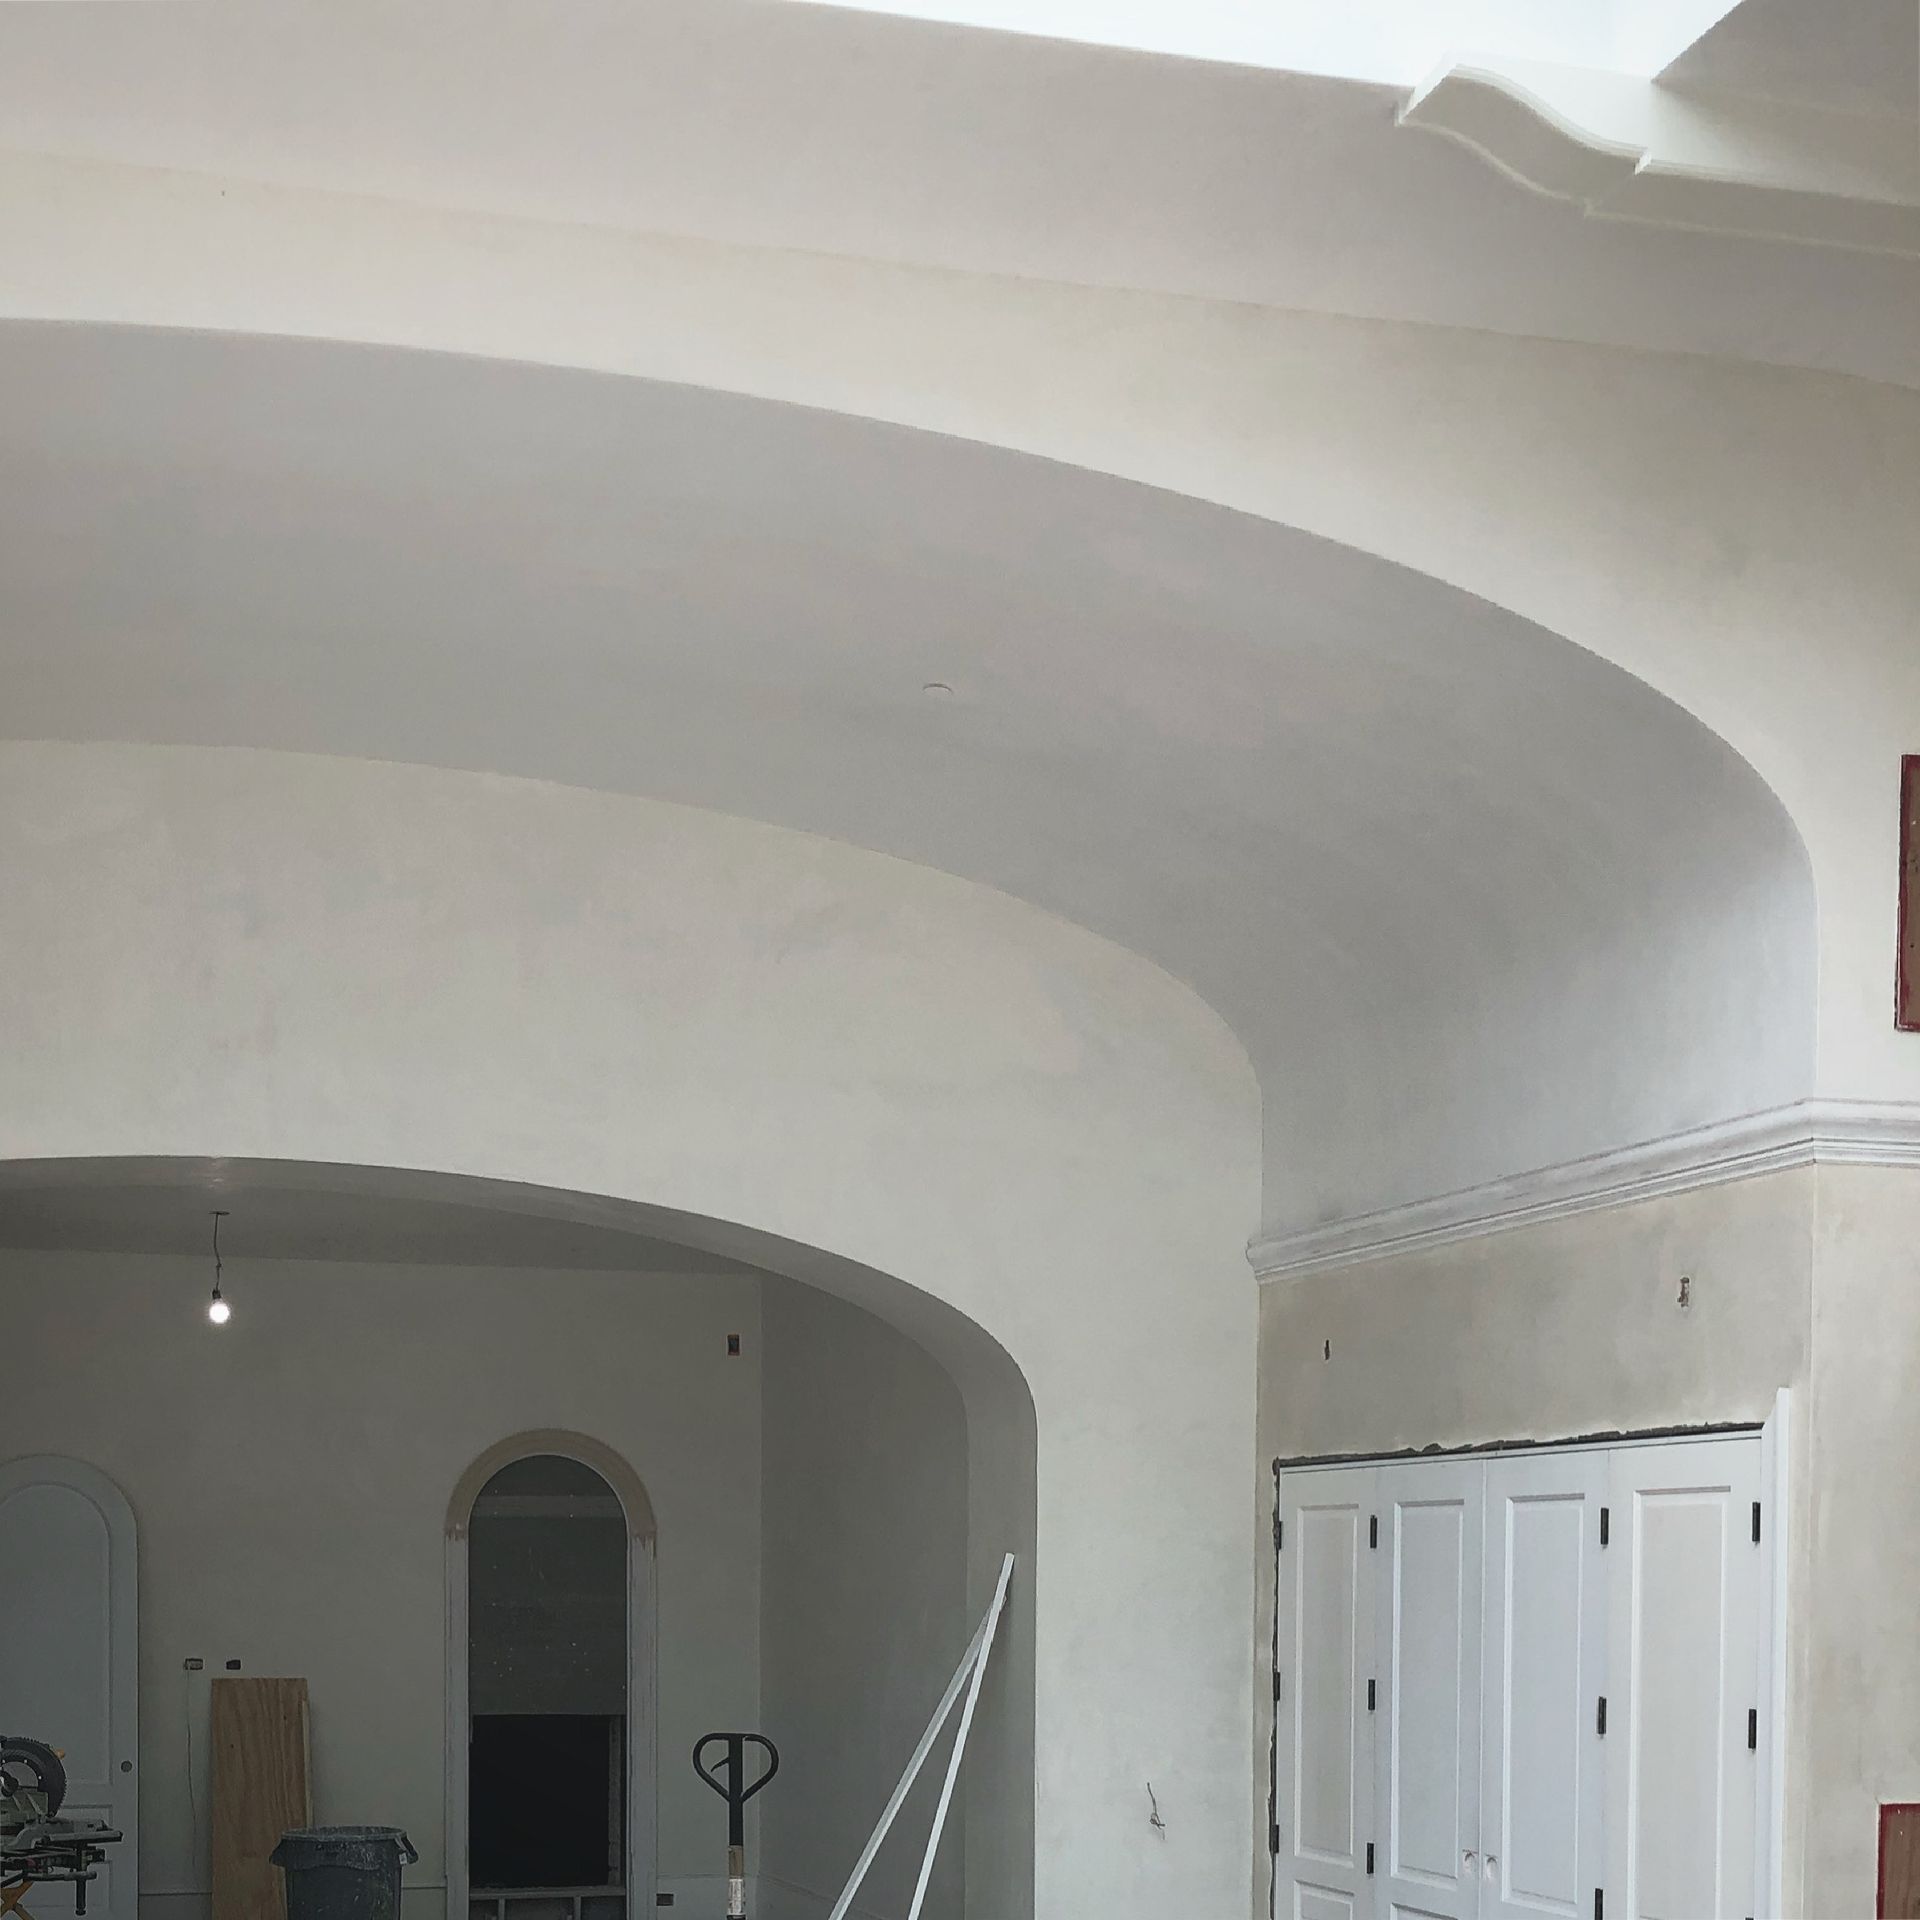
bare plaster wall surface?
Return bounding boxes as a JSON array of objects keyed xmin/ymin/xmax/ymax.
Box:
[
  {"xmin": 1255, "ymin": 1169, "xmax": 1815, "ymax": 1916},
  {"xmin": 759, "ymin": 1276, "xmax": 969, "ymax": 1920},
  {"xmin": 1801, "ymin": 1162, "xmax": 1920, "ymax": 1916},
  {"xmin": 1258, "ymin": 1173, "xmax": 1813, "ymax": 1462},
  {"xmin": 0, "ymin": 1252, "xmax": 763, "ymax": 1917},
  {"xmin": 0, "ymin": 741, "xmax": 1263, "ymax": 1920}
]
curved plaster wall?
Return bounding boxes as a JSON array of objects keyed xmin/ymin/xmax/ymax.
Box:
[
  {"xmin": 0, "ymin": 322, "xmax": 1818, "ymax": 1235},
  {"xmin": 0, "ymin": 739, "xmax": 1262, "ymax": 1920},
  {"xmin": 11, "ymin": 156, "xmax": 1906, "ymax": 1131}
]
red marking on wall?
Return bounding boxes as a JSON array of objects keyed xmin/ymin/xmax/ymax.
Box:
[
  {"xmin": 1900, "ymin": 756, "xmax": 1919, "ymax": 1032},
  {"xmin": 1883, "ymin": 1801, "xmax": 1920, "ymax": 1915}
]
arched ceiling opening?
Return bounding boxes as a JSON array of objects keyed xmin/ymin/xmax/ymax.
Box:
[
  {"xmin": 0, "ymin": 1153, "xmax": 1033, "ymax": 1419},
  {"xmin": 0, "ymin": 322, "xmax": 1815, "ymax": 1238}
]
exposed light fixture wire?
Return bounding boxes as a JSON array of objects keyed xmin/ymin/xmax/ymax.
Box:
[{"xmin": 207, "ymin": 1209, "xmax": 232, "ymax": 1325}]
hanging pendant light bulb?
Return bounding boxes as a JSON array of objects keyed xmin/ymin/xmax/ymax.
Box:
[{"xmin": 208, "ymin": 1209, "xmax": 232, "ymax": 1325}]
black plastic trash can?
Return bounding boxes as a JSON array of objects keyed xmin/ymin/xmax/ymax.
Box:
[{"xmin": 271, "ymin": 1827, "xmax": 418, "ymax": 1920}]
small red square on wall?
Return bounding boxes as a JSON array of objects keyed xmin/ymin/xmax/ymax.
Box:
[{"xmin": 1901, "ymin": 757, "xmax": 1920, "ymax": 1032}]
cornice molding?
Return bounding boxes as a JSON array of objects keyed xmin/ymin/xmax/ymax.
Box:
[
  {"xmin": 1399, "ymin": 64, "xmax": 1920, "ymax": 259},
  {"xmin": 1250, "ymin": 1099, "xmax": 1920, "ymax": 1282}
]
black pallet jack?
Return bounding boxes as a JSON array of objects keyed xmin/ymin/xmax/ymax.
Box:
[{"xmin": 692, "ymin": 1733, "xmax": 778, "ymax": 1920}]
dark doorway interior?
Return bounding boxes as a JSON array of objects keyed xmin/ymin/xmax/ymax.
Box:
[
  {"xmin": 470, "ymin": 1714, "xmax": 624, "ymax": 1888},
  {"xmin": 468, "ymin": 1454, "xmax": 628, "ymax": 1916}
]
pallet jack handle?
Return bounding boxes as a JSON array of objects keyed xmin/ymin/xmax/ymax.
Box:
[{"xmin": 693, "ymin": 1733, "xmax": 779, "ymax": 1917}]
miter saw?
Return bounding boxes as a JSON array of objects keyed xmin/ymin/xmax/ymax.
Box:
[{"xmin": 1, "ymin": 1736, "xmax": 122, "ymax": 1920}]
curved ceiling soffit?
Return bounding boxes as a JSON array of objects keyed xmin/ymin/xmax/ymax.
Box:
[
  {"xmin": 0, "ymin": 1153, "xmax": 1041, "ymax": 1433},
  {"xmin": 0, "ymin": 321, "xmax": 1819, "ymax": 1231},
  {"xmin": 6, "ymin": 194, "xmax": 1894, "ymax": 829}
]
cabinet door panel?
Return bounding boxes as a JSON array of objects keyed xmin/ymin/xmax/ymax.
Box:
[
  {"xmin": 1277, "ymin": 1468, "xmax": 1378, "ymax": 1917},
  {"xmin": 1605, "ymin": 1439, "xmax": 1763, "ymax": 1920},
  {"xmin": 1481, "ymin": 1453, "xmax": 1608, "ymax": 1920},
  {"xmin": 1376, "ymin": 1462, "xmax": 1483, "ymax": 1920}
]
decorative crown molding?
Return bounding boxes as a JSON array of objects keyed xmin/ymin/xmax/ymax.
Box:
[
  {"xmin": 1399, "ymin": 63, "xmax": 1920, "ymax": 259},
  {"xmin": 1249, "ymin": 1099, "xmax": 1920, "ymax": 1282}
]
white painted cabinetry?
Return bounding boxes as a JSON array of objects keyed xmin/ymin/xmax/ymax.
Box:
[{"xmin": 1274, "ymin": 1432, "xmax": 1773, "ymax": 1920}]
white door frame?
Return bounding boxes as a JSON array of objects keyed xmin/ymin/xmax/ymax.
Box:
[
  {"xmin": 1756, "ymin": 1388, "xmax": 1790, "ymax": 1920},
  {"xmin": 445, "ymin": 1433, "xmax": 658, "ymax": 1920},
  {"xmin": 0, "ymin": 1455, "xmax": 139, "ymax": 1920}
]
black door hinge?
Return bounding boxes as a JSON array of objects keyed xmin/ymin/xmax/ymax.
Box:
[
  {"xmin": 1269, "ymin": 1821, "xmax": 1280, "ymax": 1857},
  {"xmin": 1276, "ymin": 1514, "xmax": 1284, "ymax": 1552},
  {"xmin": 1367, "ymin": 1678, "xmax": 1376, "ymax": 1713},
  {"xmin": 1369, "ymin": 1514, "xmax": 1379, "ymax": 1549},
  {"xmin": 1599, "ymin": 1505, "xmax": 1610, "ymax": 1546},
  {"xmin": 1594, "ymin": 1890, "xmax": 1604, "ymax": 1920},
  {"xmin": 1597, "ymin": 1695, "xmax": 1608, "ymax": 1737},
  {"xmin": 1752, "ymin": 1501, "xmax": 1762, "ymax": 1545},
  {"xmin": 1273, "ymin": 1669, "xmax": 1283, "ymax": 1703},
  {"xmin": 1748, "ymin": 1708, "xmax": 1758, "ymax": 1751},
  {"xmin": 1366, "ymin": 1843, "xmax": 1375, "ymax": 1876}
]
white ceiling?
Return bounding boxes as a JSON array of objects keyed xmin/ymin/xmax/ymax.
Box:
[
  {"xmin": 0, "ymin": 323, "xmax": 1815, "ymax": 1227},
  {"xmin": 0, "ymin": 0, "xmax": 1912, "ymax": 388},
  {"xmin": 1663, "ymin": 0, "xmax": 1918, "ymax": 114},
  {"xmin": 780, "ymin": 0, "xmax": 1742, "ymax": 81}
]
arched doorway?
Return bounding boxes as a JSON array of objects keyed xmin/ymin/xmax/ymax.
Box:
[
  {"xmin": 0, "ymin": 1456, "xmax": 138, "ymax": 1920},
  {"xmin": 0, "ymin": 1155, "xmax": 1037, "ymax": 1919},
  {"xmin": 447, "ymin": 1433, "xmax": 658, "ymax": 1920}
]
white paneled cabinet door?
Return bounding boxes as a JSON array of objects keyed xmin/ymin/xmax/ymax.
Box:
[
  {"xmin": 1480, "ymin": 1453, "xmax": 1607, "ymax": 1920},
  {"xmin": 1278, "ymin": 1432, "xmax": 1777, "ymax": 1920},
  {"xmin": 1374, "ymin": 1459, "xmax": 1489, "ymax": 1912},
  {"xmin": 1375, "ymin": 1462, "xmax": 1483, "ymax": 1920},
  {"xmin": 1604, "ymin": 1438, "xmax": 1764, "ymax": 1920},
  {"xmin": 0, "ymin": 1457, "xmax": 139, "ymax": 1920},
  {"xmin": 1276, "ymin": 1468, "xmax": 1378, "ymax": 1920}
]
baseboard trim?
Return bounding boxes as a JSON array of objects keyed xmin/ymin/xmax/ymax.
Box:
[
  {"xmin": 749, "ymin": 1874, "xmax": 888, "ymax": 1920},
  {"xmin": 1249, "ymin": 1099, "xmax": 1920, "ymax": 1281}
]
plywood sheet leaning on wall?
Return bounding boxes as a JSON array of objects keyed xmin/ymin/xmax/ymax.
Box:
[{"xmin": 212, "ymin": 1679, "xmax": 313, "ymax": 1920}]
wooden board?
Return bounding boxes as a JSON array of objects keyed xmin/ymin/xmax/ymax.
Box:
[
  {"xmin": 1880, "ymin": 1803, "xmax": 1920, "ymax": 1917},
  {"xmin": 211, "ymin": 1679, "xmax": 313, "ymax": 1920}
]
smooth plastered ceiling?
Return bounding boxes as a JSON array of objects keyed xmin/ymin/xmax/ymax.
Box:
[{"xmin": 0, "ymin": 322, "xmax": 1815, "ymax": 1230}]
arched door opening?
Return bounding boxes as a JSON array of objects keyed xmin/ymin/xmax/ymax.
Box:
[
  {"xmin": 469, "ymin": 1459, "xmax": 626, "ymax": 1908},
  {"xmin": 449, "ymin": 1440, "xmax": 656, "ymax": 1920},
  {"xmin": 0, "ymin": 1456, "xmax": 139, "ymax": 1920},
  {"xmin": 0, "ymin": 1158, "xmax": 1036, "ymax": 1920}
]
